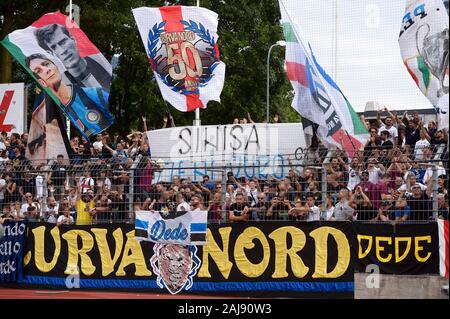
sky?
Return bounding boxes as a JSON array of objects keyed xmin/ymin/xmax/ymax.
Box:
[{"xmin": 282, "ymin": 0, "xmax": 437, "ymax": 112}]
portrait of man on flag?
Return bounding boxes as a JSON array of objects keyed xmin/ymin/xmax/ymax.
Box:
[{"xmin": 1, "ymin": 11, "xmax": 114, "ymax": 139}]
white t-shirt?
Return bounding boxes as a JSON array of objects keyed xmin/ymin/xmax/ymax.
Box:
[
  {"xmin": 0, "ymin": 141, "xmax": 5, "ymax": 151},
  {"xmin": 378, "ymin": 124, "xmax": 398, "ymax": 143},
  {"xmin": 368, "ymin": 167, "xmax": 383, "ymax": 184},
  {"xmin": 398, "ymin": 182, "xmax": 426, "ymax": 193},
  {"xmin": 0, "ymin": 178, "xmax": 6, "ymax": 201},
  {"xmin": 176, "ymin": 202, "xmax": 191, "ymax": 212},
  {"xmin": 246, "ymin": 188, "xmax": 259, "ymax": 206},
  {"xmin": 347, "ymin": 168, "xmax": 361, "ymax": 191},
  {"xmin": 423, "ymin": 166, "xmax": 447, "ymax": 184},
  {"xmin": 57, "ymin": 215, "xmax": 74, "ymax": 225},
  {"xmin": 306, "ymin": 206, "xmax": 321, "ymax": 222},
  {"xmin": 323, "ymin": 206, "xmax": 335, "ymax": 221},
  {"xmin": 414, "ymin": 139, "xmax": 430, "ymax": 160}
]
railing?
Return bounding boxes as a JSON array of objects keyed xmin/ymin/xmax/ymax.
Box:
[{"xmin": 0, "ymin": 144, "xmax": 448, "ymax": 224}]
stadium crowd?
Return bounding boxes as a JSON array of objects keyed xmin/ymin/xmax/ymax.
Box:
[{"xmin": 0, "ymin": 109, "xmax": 448, "ymax": 226}]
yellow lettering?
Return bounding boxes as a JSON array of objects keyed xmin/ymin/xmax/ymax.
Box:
[
  {"xmin": 269, "ymin": 227, "xmax": 309, "ymax": 278},
  {"xmin": 395, "ymin": 237, "xmax": 412, "ymax": 263},
  {"xmin": 357, "ymin": 235, "xmax": 373, "ymax": 259},
  {"xmin": 32, "ymin": 226, "xmax": 61, "ymax": 273},
  {"xmin": 415, "ymin": 236, "xmax": 432, "ymax": 262},
  {"xmin": 198, "ymin": 228, "xmax": 233, "ymax": 279},
  {"xmin": 62, "ymin": 230, "xmax": 96, "ymax": 275},
  {"xmin": 116, "ymin": 230, "xmax": 151, "ymax": 276},
  {"xmin": 91, "ymin": 228, "xmax": 124, "ymax": 277},
  {"xmin": 310, "ymin": 227, "xmax": 350, "ymax": 278},
  {"xmin": 234, "ymin": 227, "xmax": 270, "ymax": 278},
  {"xmin": 375, "ymin": 237, "xmax": 392, "ymax": 263}
]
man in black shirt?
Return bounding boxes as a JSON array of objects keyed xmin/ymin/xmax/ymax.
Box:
[
  {"xmin": 49, "ymin": 154, "xmax": 68, "ymax": 202},
  {"xmin": 249, "ymin": 193, "xmax": 270, "ymax": 221},
  {"xmin": 407, "ymin": 184, "xmax": 432, "ymax": 220},
  {"xmin": 228, "ymin": 193, "xmax": 249, "ymax": 222},
  {"xmin": 18, "ymin": 173, "xmax": 36, "ymax": 200}
]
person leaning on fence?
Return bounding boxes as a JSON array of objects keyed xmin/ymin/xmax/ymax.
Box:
[
  {"xmin": 57, "ymin": 206, "xmax": 75, "ymax": 226},
  {"xmin": 406, "ymin": 183, "xmax": 432, "ymax": 220}
]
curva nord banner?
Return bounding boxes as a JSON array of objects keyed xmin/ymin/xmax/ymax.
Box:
[
  {"xmin": 133, "ymin": 6, "xmax": 226, "ymax": 112},
  {"xmin": 18, "ymin": 221, "xmax": 440, "ymax": 297},
  {"xmin": 1, "ymin": 11, "xmax": 114, "ymax": 140}
]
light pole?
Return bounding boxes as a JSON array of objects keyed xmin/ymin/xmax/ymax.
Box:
[{"xmin": 266, "ymin": 40, "xmax": 286, "ymax": 123}]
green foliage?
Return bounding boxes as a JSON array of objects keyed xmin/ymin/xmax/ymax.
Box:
[{"xmin": 1, "ymin": 0, "xmax": 300, "ymax": 138}]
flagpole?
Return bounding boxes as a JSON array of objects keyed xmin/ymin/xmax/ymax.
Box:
[
  {"xmin": 66, "ymin": 0, "xmax": 73, "ymax": 140},
  {"xmin": 194, "ymin": 0, "xmax": 201, "ymax": 126}
]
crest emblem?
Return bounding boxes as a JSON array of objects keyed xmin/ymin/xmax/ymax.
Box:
[
  {"xmin": 147, "ymin": 20, "xmax": 220, "ymax": 95},
  {"xmin": 150, "ymin": 243, "xmax": 201, "ymax": 295}
]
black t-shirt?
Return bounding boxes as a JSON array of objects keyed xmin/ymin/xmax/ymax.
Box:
[
  {"xmin": 229, "ymin": 203, "xmax": 248, "ymax": 219},
  {"xmin": 405, "ymin": 127, "xmax": 420, "ymax": 146},
  {"xmin": 355, "ymin": 203, "xmax": 375, "ymax": 220},
  {"xmin": 407, "ymin": 194, "xmax": 431, "ymax": 220},
  {"xmin": 251, "ymin": 202, "xmax": 270, "ymax": 220},
  {"xmin": 51, "ymin": 164, "xmax": 67, "ymax": 186},
  {"xmin": 19, "ymin": 178, "xmax": 36, "ymax": 197}
]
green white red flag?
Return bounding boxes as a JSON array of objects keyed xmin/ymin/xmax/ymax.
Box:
[{"xmin": 278, "ymin": 0, "xmax": 368, "ymax": 156}]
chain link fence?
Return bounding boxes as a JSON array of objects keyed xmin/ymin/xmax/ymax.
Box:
[{"xmin": 0, "ymin": 144, "xmax": 448, "ymax": 225}]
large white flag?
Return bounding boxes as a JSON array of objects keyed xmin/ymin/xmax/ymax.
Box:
[
  {"xmin": 278, "ymin": 0, "xmax": 368, "ymax": 157},
  {"xmin": 399, "ymin": 0, "xmax": 449, "ymax": 130},
  {"xmin": 133, "ymin": 6, "xmax": 226, "ymax": 112}
]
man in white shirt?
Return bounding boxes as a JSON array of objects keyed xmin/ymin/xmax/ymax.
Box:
[
  {"xmin": 305, "ymin": 193, "xmax": 321, "ymax": 221},
  {"xmin": 414, "ymin": 129, "xmax": 431, "ymax": 160},
  {"xmin": 245, "ymin": 180, "xmax": 259, "ymax": 207},
  {"xmin": 367, "ymin": 157, "xmax": 385, "ymax": 184},
  {"xmin": 377, "ymin": 115, "xmax": 398, "ymax": 145},
  {"xmin": 20, "ymin": 192, "xmax": 38, "ymax": 217},
  {"xmin": 347, "ymin": 157, "xmax": 363, "ymax": 191},
  {"xmin": 176, "ymin": 192, "xmax": 191, "ymax": 212},
  {"xmin": 0, "ymin": 176, "xmax": 6, "ymax": 208}
]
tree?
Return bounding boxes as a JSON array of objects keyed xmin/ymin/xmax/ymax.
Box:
[{"xmin": 0, "ymin": 0, "xmax": 300, "ymax": 138}]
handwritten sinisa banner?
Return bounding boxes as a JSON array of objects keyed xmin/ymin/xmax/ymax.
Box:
[{"xmin": 146, "ymin": 123, "xmax": 307, "ymax": 182}]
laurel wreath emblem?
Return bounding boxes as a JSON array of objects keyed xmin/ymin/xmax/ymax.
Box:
[{"xmin": 146, "ymin": 20, "xmax": 220, "ymax": 93}]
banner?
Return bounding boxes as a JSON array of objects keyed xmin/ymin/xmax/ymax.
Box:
[
  {"xmin": 135, "ymin": 210, "xmax": 207, "ymax": 245},
  {"xmin": 26, "ymin": 92, "xmax": 70, "ymax": 164},
  {"xmin": 279, "ymin": 0, "xmax": 369, "ymax": 157},
  {"xmin": 146, "ymin": 123, "xmax": 307, "ymax": 182},
  {"xmin": 0, "ymin": 221, "xmax": 26, "ymax": 283},
  {"xmin": 0, "ymin": 83, "xmax": 25, "ymax": 134},
  {"xmin": 352, "ymin": 222, "xmax": 439, "ymax": 275},
  {"xmin": 1, "ymin": 11, "xmax": 114, "ymax": 140},
  {"xmin": 398, "ymin": 0, "xmax": 449, "ymax": 130},
  {"xmin": 21, "ymin": 222, "xmax": 354, "ymax": 298},
  {"xmin": 438, "ymin": 219, "xmax": 449, "ymax": 277},
  {"xmin": 133, "ymin": 6, "xmax": 226, "ymax": 112}
]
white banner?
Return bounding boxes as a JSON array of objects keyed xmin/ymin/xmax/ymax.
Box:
[
  {"xmin": 135, "ymin": 210, "xmax": 207, "ymax": 246},
  {"xmin": 146, "ymin": 123, "xmax": 307, "ymax": 182},
  {"xmin": 133, "ymin": 6, "xmax": 226, "ymax": 112},
  {"xmin": 0, "ymin": 83, "xmax": 25, "ymax": 134}
]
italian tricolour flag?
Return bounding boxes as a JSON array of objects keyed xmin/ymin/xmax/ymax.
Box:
[{"xmin": 279, "ymin": 0, "xmax": 368, "ymax": 157}]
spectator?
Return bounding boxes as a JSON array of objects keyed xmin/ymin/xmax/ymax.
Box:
[
  {"xmin": 437, "ymin": 194, "xmax": 448, "ymax": 220},
  {"xmin": 351, "ymin": 185, "xmax": 374, "ymax": 220},
  {"xmin": 414, "ymin": 128, "xmax": 431, "ymax": 160},
  {"xmin": 394, "ymin": 195, "xmax": 411, "ymax": 221},
  {"xmin": 75, "ymin": 189, "xmax": 96, "ymax": 225},
  {"xmin": 347, "ymin": 157, "xmax": 363, "ymax": 191},
  {"xmin": 228, "ymin": 193, "xmax": 249, "ymax": 222},
  {"xmin": 305, "ymin": 192, "xmax": 321, "ymax": 222},
  {"xmin": 48, "ymin": 154, "xmax": 69, "ymax": 201},
  {"xmin": 25, "ymin": 205, "xmax": 40, "ymax": 222},
  {"xmin": 79, "ymin": 170, "xmax": 95, "ymax": 194},
  {"xmin": 332, "ymin": 188, "xmax": 354, "ymax": 221},
  {"xmin": 44, "ymin": 196, "xmax": 59, "ymax": 223},
  {"xmin": 288, "ymin": 197, "xmax": 309, "ymax": 221},
  {"xmin": 373, "ymin": 197, "xmax": 394, "ymax": 221},
  {"xmin": 57, "ymin": 206, "xmax": 75, "ymax": 226},
  {"xmin": 250, "ymin": 192, "xmax": 270, "ymax": 221},
  {"xmin": 207, "ymin": 192, "xmax": 222, "ymax": 220},
  {"xmin": 95, "ymin": 194, "xmax": 111, "ymax": 222},
  {"xmin": 177, "ymin": 192, "xmax": 191, "ymax": 212},
  {"xmin": 379, "ymin": 130, "xmax": 394, "ymax": 150},
  {"xmin": 377, "ymin": 110, "xmax": 398, "ymax": 145},
  {"xmin": 366, "ymin": 157, "xmax": 385, "ymax": 184},
  {"xmin": 268, "ymin": 193, "xmax": 292, "ymax": 220},
  {"xmin": 407, "ymin": 184, "xmax": 432, "ymax": 220}
]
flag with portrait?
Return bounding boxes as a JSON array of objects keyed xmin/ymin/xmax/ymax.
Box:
[
  {"xmin": 132, "ymin": 6, "xmax": 226, "ymax": 112},
  {"xmin": 1, "ymin": 11, "xmax": 114, "ymax": 140}
]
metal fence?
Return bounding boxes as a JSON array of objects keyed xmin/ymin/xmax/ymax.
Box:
[{"xmin": 0, "ymin": 144, "xmax": 448, "ymax": 225}]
